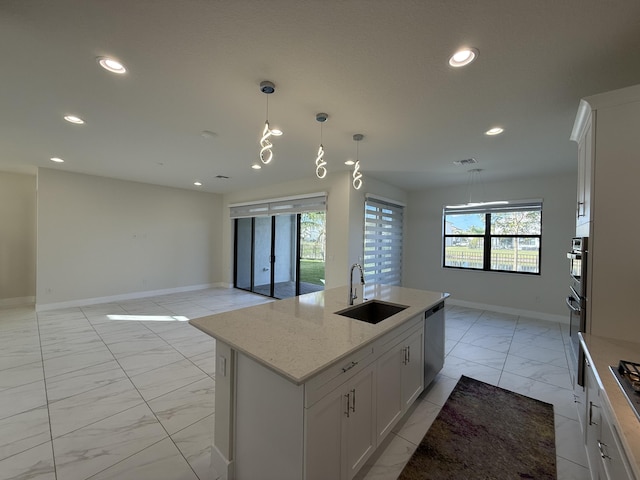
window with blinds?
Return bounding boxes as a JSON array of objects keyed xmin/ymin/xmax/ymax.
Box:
[
  {"xmin": 443, "ymin": 199, "xmax": 542, "ymax": 274},
  {"xmin": 363, "ymin": 196, "xmax": 404, "ymax": 286}
]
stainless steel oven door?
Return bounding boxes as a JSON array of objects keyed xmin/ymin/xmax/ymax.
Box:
[{"xmin": 566, "ymin": 286, "xmax": 585, "ymax": 386}]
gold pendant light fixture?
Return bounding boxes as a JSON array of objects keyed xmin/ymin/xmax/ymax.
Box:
[
  {"xmin": 315, "ymin": 113, "xmax": 328, "ymax": 179},
  {"xmin": 258, "ymin": 81, "xmax": 283, "ymax": 165},
  {"xmin": 352, "ymin": 133, "xmax": 364, "ymax": 190}
]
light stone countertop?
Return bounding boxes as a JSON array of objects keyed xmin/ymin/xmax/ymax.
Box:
[
  {"xmin": 190, "ymin": 285, "xmax": 448, "ymax": 385},
  {"xmin": 580, "ymin": 333, "xmax": 640, "ymax": 479}
]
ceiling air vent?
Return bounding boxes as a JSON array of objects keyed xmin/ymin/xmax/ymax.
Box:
[
  {"xmin": 215, "ymin": 175, "xmax": 230, "ymax": 179},
  {"xmin": 453, "ymin": 158, "xmax": 477, "ymax": 166}
]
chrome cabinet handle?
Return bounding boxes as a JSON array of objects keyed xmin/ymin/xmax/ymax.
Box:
[
  {"xmin": 344, "ymin": 393, "xmax": 350, "ymax": 418},
  {"xmin": 342, "ymin": 361, "xmax": 358, "ymax": 373},
  {"xmin": 597, "ymin": 441, "xmax": 611, "ymax": 460},
  {"xmin": 589, "ymin": 401, "xmax": 599, "ymax": 425},
  {"xmin": 351, "ymin": 388, "xmax": 356, "ymax": 413}
]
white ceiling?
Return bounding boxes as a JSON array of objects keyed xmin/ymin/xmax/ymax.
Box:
[{"xmin": 1, "ymin": 0, "xmax": 639, "ymax": 194}]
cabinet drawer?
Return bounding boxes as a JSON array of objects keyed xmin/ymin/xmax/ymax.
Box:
[
  {"xmin": 373, "ymin": 314, "xmax": 423, "ymax": 354},
  {"xmin": 305, "ymin": 345, "xmax": 375, "ymax": 408}
]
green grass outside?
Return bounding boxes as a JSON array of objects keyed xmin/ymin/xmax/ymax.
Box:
[{"xmin": 300, "ymin": 259, "xmax": 325, "ymax": 285}]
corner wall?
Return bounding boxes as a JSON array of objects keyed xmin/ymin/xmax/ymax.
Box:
[
  {"xmin": 36, "ymin": 169, "xmax": 223, "ymax": 309},
  {"xmin": 0, "ymin": 172, "xmax": 36, "ymax": 304},
  {"xmin": 404, "ymin": 173, "xmax": 576, "ymax": 319}
]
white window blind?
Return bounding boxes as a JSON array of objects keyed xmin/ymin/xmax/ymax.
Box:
[
  {"xmin": 229, "ymin": 193, "xmax": 326, "ymax": 218},
  {"xmin": 364, "ymin": 196, "xmax": 404, "ymax": 286}
]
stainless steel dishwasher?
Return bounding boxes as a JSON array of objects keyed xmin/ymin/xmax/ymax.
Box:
[{"xmin": 424, "ymin": 301, "xmax": 445, "ymax": 387}]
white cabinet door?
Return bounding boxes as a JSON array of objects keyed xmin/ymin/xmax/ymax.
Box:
[
  {"xmin": 375, "ymin": 342, "xmax": 403, "ymax": 440},
  {"xmin": 402, "ymin": 327, "xmax": 424, "ymax": 408},
  {"xmin": 375, "ymin": 322, "xmax": 425, "ymax": 443},
  {"xmin": 600, "ymin": 409, "xmax": 635, "ymax": 480},
  {"xmin": 345, "ymin": 364, "xmax": 376, "ymax": 479},
  {"xmin": 305, "ymin": 382, "xmax": 346, "ymax": 480},
  {"xmin": 576, "ymin": 109, "xmax": 593, "ymax": 234},
  {"xmin": 306, "ymin": 363, "xmax": 376, "ymax": 480},
  {"xmin": 585, "ymin": 363, "xmax": 602, "ymax": 479}
]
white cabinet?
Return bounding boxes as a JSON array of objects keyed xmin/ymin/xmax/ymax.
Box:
[
  {"xmin": 585, "ymin": 361, "xmax": 602, "ymax": 477},
  {"xmin": 402, "ymin": 326, "xmax": 424, "ymax": 408},
  {"xmin": 582, "ymin": 355, "xmax": 636, "ymax": 480},
  {"xmin": 570, "ymin": 84, "xmax": 640, "ymax": 343},
  {"xmin": 375, "ymin": 321, "xmax": 424, "ymax": 441},
  {"xmin": 573, "ymin": 104, "xmax": 594, "ymax": 234},
  {"xmin": 306, "ymin": 363, "xmax": 376, "ymax": 480}
]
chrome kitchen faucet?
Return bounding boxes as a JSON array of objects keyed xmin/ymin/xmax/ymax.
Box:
[{"xmin": 349, "ymin": 263, "xmax": 365, "ymax": 305}]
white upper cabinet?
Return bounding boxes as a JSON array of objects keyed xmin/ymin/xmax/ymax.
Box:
[
  {"xmin": 571, "ymin": 100, "xmax": 594, "ymax": 236},
  {"xmin": 570, "ymin": 84, "xmax": 640, "ymax": 343}
]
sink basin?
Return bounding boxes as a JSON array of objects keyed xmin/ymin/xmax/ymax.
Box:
[{"xmin": 335, "ymin": 300, "xmax": 409, "ymax": 324}]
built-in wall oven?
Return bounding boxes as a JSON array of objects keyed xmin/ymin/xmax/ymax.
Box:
[{"xmin": 566, "ymin": 237, "xmax": 588, "ymax": 386}]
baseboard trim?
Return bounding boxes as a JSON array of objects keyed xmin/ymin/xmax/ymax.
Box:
[
  {"xmin": 0, "ymin": 296, "xmax": 35, "ymax": 308},
  {"xmin": 210, "ymin": 444, "xmax": 233, "ymax": 480},
  {"xmin": 35, "ymin": 284, "xmax": 216, "ymax": 312},
  {"xmin": 214, "ymin": 282, "xmax": 233, "ymax": 289},
  {"xmin": 447, "ymin": 298, "xmax": 568, "ymax": 324}
]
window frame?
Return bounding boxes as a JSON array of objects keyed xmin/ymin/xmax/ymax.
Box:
[{"xmin": 442, "ymin": 202, "xmax": 542, "ymax": 275}]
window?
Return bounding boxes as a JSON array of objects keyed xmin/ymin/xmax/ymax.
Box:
[
  {"xmin": 364, "ymin": 196, "xmax": 404, "ymax": 285},
  {"xmin": 443, "ymin": 201, "xmax": 542, "ymax": 274}
]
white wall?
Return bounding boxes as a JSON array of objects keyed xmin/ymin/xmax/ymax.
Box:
[
  {"xmin": 36, "ymin": 169, "xmax": 223, "ymax": 308},
  {"xmin": 404, "ymin": 173, "xmax": 576, "ymax": 318},
  {"xmin": 222, "ymin": 172, "xmax": 408, "ymax": 288},
  {"xmin": 0, "ymin": 172, "xmax": 36, "ymax": 304}
]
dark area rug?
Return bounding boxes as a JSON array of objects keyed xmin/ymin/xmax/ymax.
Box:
[{"xmin": 398, "ymin": 375, "xmax": 556, "ymax": 480}]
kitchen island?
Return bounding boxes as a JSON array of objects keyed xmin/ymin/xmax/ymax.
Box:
[{"xmin": 190, "ymin": 285, "xmax": 448, "ymax": 480}]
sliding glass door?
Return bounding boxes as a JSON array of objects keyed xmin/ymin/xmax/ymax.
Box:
[{"xmin": 233, "ymin": 212, "xmax": 325, "ymax": 299}]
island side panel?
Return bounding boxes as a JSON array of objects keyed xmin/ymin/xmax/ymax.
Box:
[
  {"xmin": 235, "ymin": 352, "xmax": 305, "ymax": 480},
  {"xmin": 211, "ymin": 341, "xmax": 235, "ymax": 479}
]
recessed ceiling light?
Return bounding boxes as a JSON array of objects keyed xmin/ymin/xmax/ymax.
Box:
[
  {"xmin": 50, "ymin": 157, "xmax": 64, "ymax": 163},
  {"xmin": 251, "ymin": 164, "xmax": 262, "ymax": 170},
  {"xmin": 485, "ymin": 127, "xmax": 504, "ymax": 136},
  {"xmin": 63, "ymin": 115, "xmax": 85, "ymax": 125},
  {"xmin": 97, "ymin": 56, "xmax": 126, "ymax": 74},
  {"xmin": 193, "ymin": 181, "xmax": 203, "ymax": 186},
  {"xmin": 344, "ymin": 160, "xmax": 355, "ymax": 166},
  {"xmin": 448, "ymin": 48, "xmax": 479, "ymax": 67}
]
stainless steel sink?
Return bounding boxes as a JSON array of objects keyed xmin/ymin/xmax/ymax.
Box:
[{"xmin": 334, "ymin": 300, "xmax": 409, "ymax": 324}]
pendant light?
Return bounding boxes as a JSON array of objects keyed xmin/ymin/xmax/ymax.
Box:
[
  {"xmin": 446, "ymin": 168, "xmax": 508, "ymax": 208},
  {"xmin": 352, "ymin": 134, "xmax": 364, "ymax": 190},
  {"xmin": 315, "ymin": 113, "xmax": 328, "ymax": 179},
  {"xmin": 258, "ymin": 80, "xmax": 283, "ymax": 165}
]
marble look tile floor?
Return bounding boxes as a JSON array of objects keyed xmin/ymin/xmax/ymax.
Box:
[{"xmin": 0, "ymin": 291, "xmax": 589, "ymax": 480}]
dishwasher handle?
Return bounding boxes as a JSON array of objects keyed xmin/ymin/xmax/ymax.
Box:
[{"xmin": 425, "ymin": 302, "xmax": 445, "ymax": 319}]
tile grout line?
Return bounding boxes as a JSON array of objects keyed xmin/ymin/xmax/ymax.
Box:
[{"xmin": 35, "ymin": 308, "xmax": 59, "ymax": 480}]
